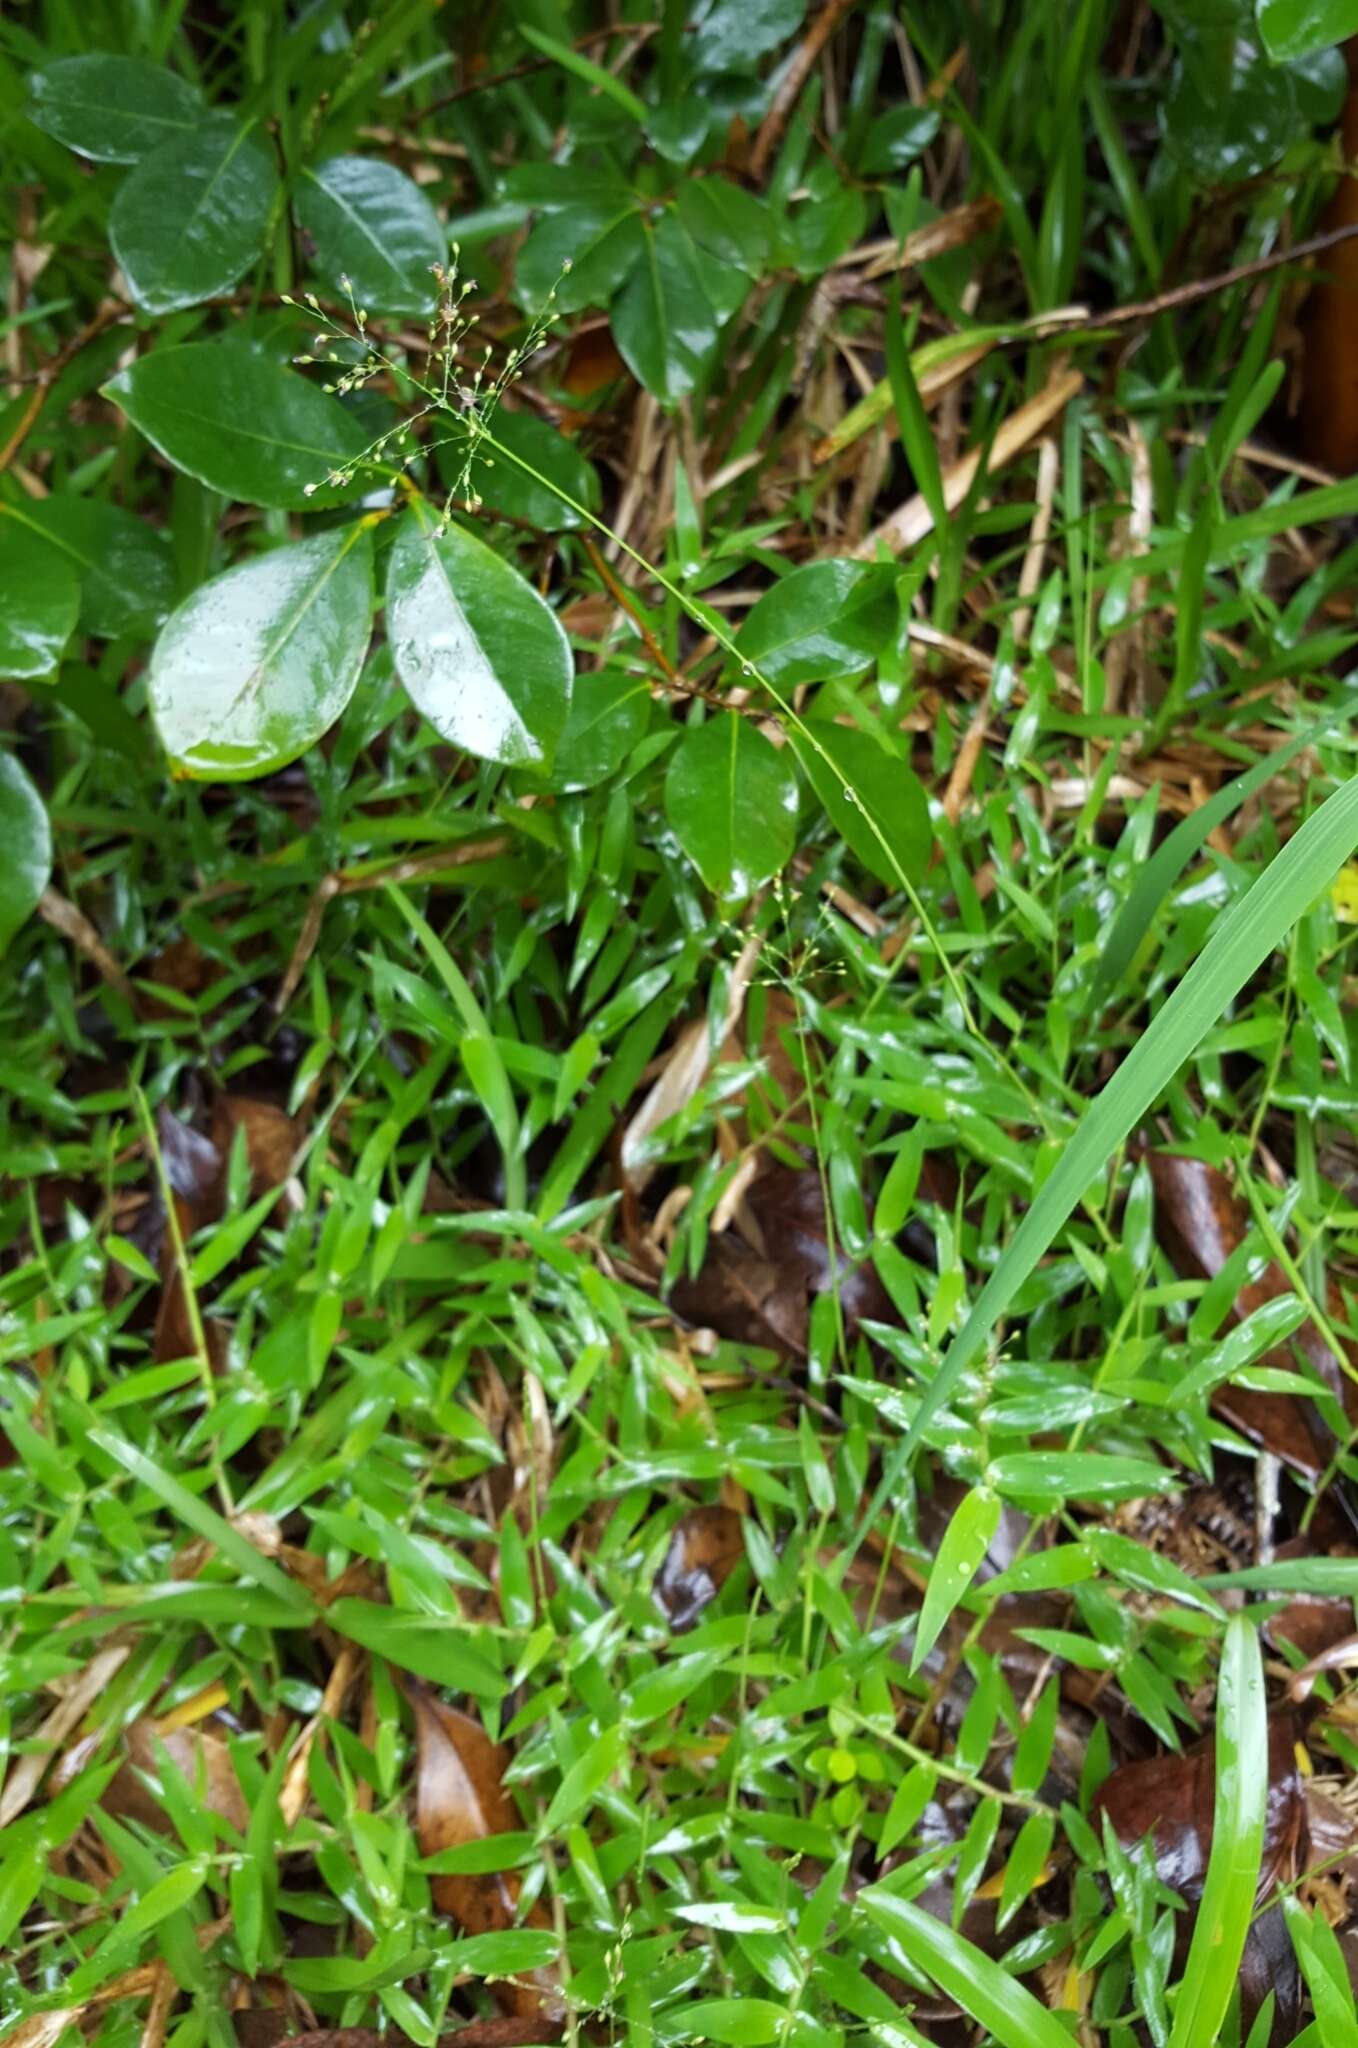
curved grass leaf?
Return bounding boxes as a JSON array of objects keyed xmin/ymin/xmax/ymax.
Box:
[
  {"xmin": 859, "ymin": 1887, "xmax": 1076, "ymax": 2048},
  {"xmin": 858, "ymin": 769, "xmax": 1358, "ymax": 1532},
  {"xmin": 149, "ymin": 525, "xmax": 373, "ymax": 779},
  {"xmin": 1167, "ymin": 1613, "xmax": 1268, "ymax": 2048},
  {"xmin": 912, "ymin": 1484, "xmax": 999, "ymax": 1671}
]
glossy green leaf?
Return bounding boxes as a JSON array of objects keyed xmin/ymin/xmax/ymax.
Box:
[
  {"xmin": 861, "ymin": 106, "xmax": 943, "ymax": 173},
  {"xmin": 737, "ymin": 562, "xmax": 896, "ymax": 685},
  {"xmin": 794, "ymin": 721, "xmax": 931, "ymax": 889},
  {"xmin": 3, "ymin": 496, "xmax": 174, "ymax": 640},
  {"xmin": 327, "ymin": 1598, "xmax": 504, "ymax": 1693},
  {"xmin": 692, "ymin": 0, "xmax": 804, "ymax": 74},
  {"xmin": 26, "ymin": 54, "xmax": 202, "ymax": 163},
  {"xmin": 441, "ymin": 407, "xmax": 601, "ymax": 531},
  {"xmin": 675, "ymin": 177, "xmax": 771, "ymax": 275},
  {"xmin": 664, "ymin": 712, "xmax": 798, "ymax": 897},
  {"xmin": 1257, "ymin": 0, "xmax": 1358, "ymax": 61},
  {"xmin": 295, "ymin": 155, "xmax": 445, "ymax": 315},
  {"xmin": 0, "ymin": 516, "xmax": 78, "ymax": 677},
  {"xmin": 1164, "ymin": 38, "xmax": 1296, "ymax": 183},
  {"xmin": 989, "ymin": 1452, "xmax": 1178, "ymax": 1505},
  {"xmin": 912, "ymin": 1485, "xmax": 999, "ymax": 1672},
  {"xmin": 665, "ymin": 2001, "xmax": 787, "ymax": 2045},
  {"xmin": 385, "ymin": 507, "xmax": 572, "ymax": 767},
  {"xmin": 612, "ymin": 210, "xmax": 720, "ymax": 405},
  {"xmin": 105, "ymin": 343, "xmax": 373, "ymax": 510},
  {"xmin": 148, "ymin": 525, "xmax": 373, "ymax": 779},
  {"xmin": 515, "ymin": 202, "xmax": 644, "ymax": 316},
  {"xmin": 859, "ymin": 1888, "xmax": 1075, "ymax": 2048},
  {"xmin": 532, "ymin": 669, "xmax": 650, "ymax": 790},
  {"xmin": 110, "ymin": 115, "xmax": 278, "ymax": 315},
  {"xmin": 538, "ymin": 1722, "xmax": 627, "ymax": 1836},
  {"xmin": 1167, "ymin": 1615, "xmax": 1268, "ymax": 2047},
  {"xmin": 0, "ymin": 753, "xmax": 52, "ymax": 957}
]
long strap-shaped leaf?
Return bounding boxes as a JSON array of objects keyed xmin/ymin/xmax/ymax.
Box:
[{"xmin": 857, "ymin": 769, "xmax": 1358, "ymax": 1534}]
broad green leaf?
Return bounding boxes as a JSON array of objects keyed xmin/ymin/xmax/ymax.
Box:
[
  {"xmin": 27, "ymin": 54, "xmax": 202, "ymax": 163},
  {"xmin": 612, "ymin": 210, "xmax": 720, "ymax": 405},
  {"xmin": 148, "ymin": 525, "xmax": 373, "ymax": 779},
  {"xmin": 1167, "ymin": 1615, "xmax": 1268, "ymax": 2048},
  {"xmin": 106, "ymin": 343, "xmax": 372, "ymax": 510},
  {"xmin": 0, "ymin": 516, "xmax": 78, "ymax": 677},
  {"xmin": 675, "ymin": 177, "xmax": 771, "ymax": 275},
  {"xmin": 110, "ymin": 115, "xmax": 278, "ymax": 315},
  {"xmin": 327, "ymin": 1597, "xmax": 504, "ymax": 1694},
  {"xmin": 737, "ymin": 562, "xmax": 896, "ymax": 684},
  {"xmin": 692, "ymin": 0, "xmax": 804, "ymax": 73},
  {"xmin": 1257, "ymin": 0, "xmax": 1358, "ymax": 61},
  {"xmin": 531, "ymin": 669, "xmax": 650, "ymax": 791},
  {"xmin": 295, "ymin": 155, "xmax": 445, "ymax": 315},
  {"xmin": 665, "ymin": 2000, "xmax": 787, "ymax": 2044},
  {"xmin": 385, "ymin": 507, "xmax": 572, "ymax": 767},
  {"xmin": 441, "ymin": 407, "xmax": 601, "ymax": 531},
  {"xmin": 861, "ymin": 767, "xmax": 1358, "ymax": 1521},
  {"xmin": 1164, "ymin": 39, "xmax": 1296, "ymax": 184},
  {"xmin": 514, "ymin": 202, "xmax": 644, "ymax": 315},
  {"xmin": 988, "ymin": 1452, "xmax": 1178, "ymax": 1505},
  {"xmin": 794, "ymin": 721, "xmax": 931, "ymax": 888},
  {"xmin": 913, "ymin": 1485, "xmax": 999, "ymax": 1672},
  {"xmin": 664, "ymin": 712, "xmax": 798, "ymax": 897},
  {"xmin": 0, "ymin": 753, "xmax": 52, "ymax": 957},
  {"xmin": 861, "ymin": 106, "xmax": 943, "ymax": 173},
  {"xmin": 2, "ymin": 496, "xmax": 174, "ymax": 640},
  {"xmin": 859, "ymin": 1888, "xmax": 1075, "ymax": 2048}
]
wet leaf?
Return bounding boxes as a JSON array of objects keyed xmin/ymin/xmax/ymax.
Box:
[
  {"xmin": 386, "ymin": 508, "xmax": 572, "ymax": 768},
  {"xmin": 445, "ymin": 407, "xmax": 601, "ymax": 533},
  {"xmin": 409, "ymin": 1683, "xmax": 561, "ymax": 2024},
  {"xmin": 663, "ymin": 713, "xmax": 798, "ymax": 898},
  {"xmin": 148, "ymin": 526, "xmax": 373, "ymax": 780},
  {"xmin": 794, "ymin": 720, "xmax": 932, "ymax": 889},
  {"xmin": 105, "ymin": 342, "xmax": 374, "ymax": 511},
  {"xmin": 736, "ymin": 562, "xmax": 896, "ymax": 687},
  {"xmin": 27, "ymin": 53, "xmax": 203, "ymax": 163},
  {"xmin": 913, "ymin": 1486, "xmax": 1001, "ymax": 1672},
  {"xmin": 611, "ymin": 210, "xmax": 720, "ymax": 405},
  {"xmin": 109, "ymin": 115, "xmax": 277, "ymax": 315},
  {"xmin": 3, "ymin": 496, "xmax": 175, "ymax": 641},
  {"xmin": 859, "ymin": 1887, "xmax": 1075, "ymax": 2048},
  {"xmin": 0, "ymin": 515, "xmax": 79, "ymax": 678},
  {"xmin": 0, "ymin": 754, "xmax": 52, "ymax": 958},
  {"xmin": 295, "ymin": 155, "xmax": 444, "ymax": 315}
]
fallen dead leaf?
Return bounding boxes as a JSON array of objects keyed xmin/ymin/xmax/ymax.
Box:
[{"xmin": 656, "ymin": 1505, "xmax": 746, "ymax": 1631}]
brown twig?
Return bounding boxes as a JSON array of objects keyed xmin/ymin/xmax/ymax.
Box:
[
  {"xmin": 0, "ymin": 302, "xmax": 127, "ymax": 475},
  {"xmin": 750, "ymin": 0, "xmax": 864, "ymax": 182}
]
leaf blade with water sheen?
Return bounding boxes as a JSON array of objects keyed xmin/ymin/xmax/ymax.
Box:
[
  {"xmin": 27, "ymin": 54, "xmax": 203, "ymax": 163},
  {"xmin": 109, "ymin": 115, "xmax": 278, "ymax": 315},
  {"xmin": 386, "ymin": 508, "xmax": 572, "ymax": 767},
  {"xmin": 0, "ymin": 754, "xmax": 52, "ymax": 958},
  {"xmin": 664, "ymin": 712, "xmax": 798, "ymax": 897},
  {"xmin": 295, "ymin": 155, "xmax": 445, "ymax": 314},
  {"xmin": 148, "ymin": 526, "xmax": 373, "ymax": 779},
  {"xmin": 858, "ymin": 1888, "xmax": 1076, "ymax": 2048}
]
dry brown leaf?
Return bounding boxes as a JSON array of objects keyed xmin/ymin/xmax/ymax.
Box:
[
  {"xmin": 210, "ymin": 1095, "xmax": 300, "ymax": 1202},
  {"xmin": 105, "ymin": 1718, "xmax": 249, "ymax": 1835},
  {"xmin": 408, "ymin": 1684, "xmax": 563, "ymax": 2025},
  {"xmin": 0, "ymin": 1642, "xmax": 132, "ymax": 1825},
  {"xmin": 655, "ymin": 1505, "xmax": 745, "ymax": 1631}
]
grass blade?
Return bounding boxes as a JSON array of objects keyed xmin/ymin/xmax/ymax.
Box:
[
  {"xmin": 858, "ymin": 768, "xmax": 1358, "ymax": 1526},
  {"xmin": 858, "ymin": 1888, "xmax": 1076, "ymax": 2048},
  {"xmin": 1167, "ymin": 1614, "xmax": 1267, "ymax": 2048}
]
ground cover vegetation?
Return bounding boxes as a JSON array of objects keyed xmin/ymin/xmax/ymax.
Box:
[{"xmin": 10, "ymin": 0, "xmax": 1358, "ymax": 2042}]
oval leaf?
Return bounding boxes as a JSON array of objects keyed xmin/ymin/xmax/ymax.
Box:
[
  {"xmin": 27, "ymin": 54, "xmax": 203, "ymax": 164},
  {"xmin": 0, "ymin": 753, "xmax": 52, "ymax": 957},
  {"xmin": 612, "ymin": 210, "xmax": 720, "ymax": 406},
  {"xmin": 912, "ymin": 1484, "xmax": 999, "ymax": 1673},
  {"xmin": 440, "ymin": 407, "xmax": 601, "ymax": 533},
  {"xmin": 386, "ymin": 509, "xmax": 572, "ymax": 767},
  {"xmin": 3, "ymin": 497, "xmax": 174, "ymax": 640},
  {"xmin": 148, "ymin": 527, "xmax": 373, "ymax": 779},
  {"xmin": 794, "ymin": 720, "xmax": 931, "ymax": 888},
  {"xmin": 531, "ymin": 668, "xmax": 650, "ymax": 791},
  {"xmin": 110, "ymin": 115, "xmax": 278, "ymax": 315},
  {"xmin": 0, "ymin": 516, "xmax": 79, "ymax": 677},
  {"xmin": 105, "ymin": 343, "xmax": 372, "ymax": 510},
  {"xmin": 664, "ymin": 712, "xmax": 798, "ymax": 897},
  {"xmin": 295, "ymin": 155, "xmax": 445, "ymax": 314},
  {"xmin": 737, "ymin": 561, "xmax": 895, "ymax": 685}
]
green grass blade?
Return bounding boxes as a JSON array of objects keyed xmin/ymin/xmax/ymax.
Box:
[
  {"xmin": 858, "ymin": 769, "xmax": 1358, "ymax": 1525},
  {"xmin": 1167, "ymin": 1613, "xmax": 1267, "ymax": 2048},
  {"xmin": 858, "ymin": 1888, "xmax": 1076, "ymax": 2048},
  {"xmin": 1092, "ymin": 700, "xmax": 1352, "ymax": 1001}
]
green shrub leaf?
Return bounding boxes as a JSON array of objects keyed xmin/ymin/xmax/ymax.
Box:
[
  {"xmin": 0, "ymin": 514, "xmax": 79, "ymax": 677},
  {"xmin": 148, "ymin": 525, "xmax": 373, "ymax": 779},
  {"xmin": 612, "ymin": 210, "xmax": 720, "ymax": 405},
  {"xmin": 295, "ymin": 155, "xmax": 445, "ymax": 315},
  {"xmin": 736, "ymin": 561, "xmax": 896, "ymax": 684},
  {"xmin": 4, "ymin": 496, "xmax": 174, "ymax": 640},
  {"xmin": 0, "ymin": 753, "xmax": 52, "ymax": 957},
  {"xmin": 110, "ymin": 115, "xmax": 277, "ymax": 314},
  {"xmin": 105, "ymin": 342, "xmax": 373, "ymax": 509},
  {"xmin": 386, "ymin": 507, "xmax": 572, "ymax": 767},
  {"xmin": 664, "ymin": 712, "xmax": 798, "ymax": 897},
  {"xmin": 27, "ymin": 54, "xmax": 202, "ymax": 163},
  {"xmin": 794, "ymin": 720, "xmax": 932, "ymax": 887}
]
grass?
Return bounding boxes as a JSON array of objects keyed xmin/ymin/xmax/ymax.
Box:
[{"xmin": 8, "ymin": 5, "xmax": 1358, "ymax": 2048}]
